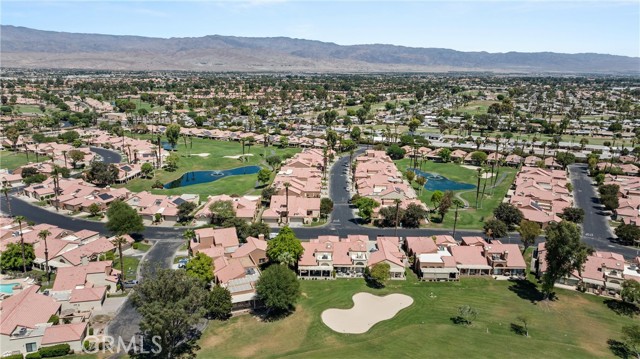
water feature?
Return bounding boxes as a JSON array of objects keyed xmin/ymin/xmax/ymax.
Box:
[
  {"xmin": 164, "ymin": 166, "xmax": 261, "ymax": 189},
  {"xmin": 411, "ymin": 168, "xmax": 476, "ymax": 191},
  {"xmin": 161, "ymin": 141, "xmax": 177, "ymax": 151},
  {"xmin": 0, "ymin": 283, "xmax": 19, "ymax": 295}
]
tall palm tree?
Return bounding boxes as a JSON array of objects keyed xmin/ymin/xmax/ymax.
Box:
[
  {"xmin": 475, "ymin": 168, "xmax": 483, "ymax": 209},
  {"xmin": 492, "ymin": 135, "xmax": 502, "ymax": 187},
  {"xmin": 38, "ymin": 229, "xmax": 51, "ymax": 282},
  {"xmin": 452, "ymin": 198, "xmax": 464, "ymax": 238},
  {"xmin": 283, "ymin": 182, "xmax": 291, "ymax": 224},
  {"xmin": 13, "ymin": 216, "xmax": 27, "ymax": 273},
  {"xmin": 111, "ymin": 235, "xmax": 128, "ymax": 283},
  {"xmin": 62, "ymin": 150, "xmax": 68, "ymax": 169},
  {"xmin": 2, "ymin": 186, "xmax": 12, "ymax": 216},
  {"xmin": 51, "ymin": 167, "xmax": 60, "ymax": 212},
  {"xmin": 183, "ymin": 229, "xmax": 196, "ymax": 257},
  {"xmin": 394, "ymin": 199, "xmax": 402, "ymax": 237}
]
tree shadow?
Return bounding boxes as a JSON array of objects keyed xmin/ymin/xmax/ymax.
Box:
[
  {"xmin": 510, "ymin": 323, "xmax": 526, "ymax": 336},
  {"xmin": 604, "ymin": 299, "xmax": 640, "ymax": 318},
  {"xmin": 450, "ymin": 316, "xmax": 471, "ymax": 325},
  {"xmin": 607, "ymin": 339, "xmax": 631, "ymax": 358},
  {"xmin": 253, "ymin": 307, "xmax": 295, "ymax": 322},
  {"xmin": 507, "ymin": 279, "xmax": 544, "ymax": 303}
]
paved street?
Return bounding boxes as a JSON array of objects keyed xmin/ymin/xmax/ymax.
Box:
[
  {"xmin": 569, "ymin": 164, "xmax": 638, "ymax": 258},
  {"xmin": 90, "ymin": 147, "xmax": 122, "ymax": 164}
]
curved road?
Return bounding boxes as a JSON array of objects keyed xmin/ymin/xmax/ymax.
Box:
[{"xmin": 90, "ymin": 147, "xmax": 122, "ymax": 164}]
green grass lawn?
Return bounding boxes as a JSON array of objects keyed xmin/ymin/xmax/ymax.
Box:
[
  {"xmin": 113, "ymin": 256, "xmax": 140, "ymax": 281},
  {"xmin": 199, "ymin": 275, "xmax": 635, "ymax": 358},
  {"xmin": 133, "ymin": 242, "xmax": 153, "ymax": 252},
  {"xmin": 0, "ymin": 150, "xmax": 47, "ymax": 170},
  {"xmin": 14, "ymin": 104, "xmax": 45, "ymax": 114},
  {"xmin": 395, "ymin": 159, "xmax": 517, "ymax": 230},
  {"xmin": 117, "ymin": 136, "xmax": 300, "ymax": 199},
  {"xmin": 458, "ymin": 100, "xmax": 499, "ymax": 115}
]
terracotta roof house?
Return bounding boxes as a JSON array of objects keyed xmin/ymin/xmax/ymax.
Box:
[
  {"xmin": 193, "ymin": 227, "xmax": 239, "ymax": 254},
  {"xmin": 195, "ymin": 194, "xmax": 258, "ymax": 225},
  {"xmin": 40, "ymin": 322, "xmax": 88, "ymax": 353},
  {"xmin": 450, "ymin": 246, "xmax": 492, "ymax": 276},
  {"xmin": 298, "ymin": 236, "xmax": 370, "ymax": 280},
  {"xmin": 369, "ymin": 237, "xmax": 407, "ymax": 280},
  {"xmin": 0, "ymin": 286, "xmax": 62, "ymax": 355}
]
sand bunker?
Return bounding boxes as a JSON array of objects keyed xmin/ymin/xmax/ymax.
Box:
[
  {"xmin": 461, "ymin": 165, "xmax": 494, "ymax": 178},
  {"xmin": 193, "ymin": 153, "xmax": 210, "ymax": 157},
  {"xmin": 223, "ymin": 154, "xmax": 255, "ymax": 159},
  {"xmin": 321, "ymin": 292, "xmax": 413, "ymax": 334}
]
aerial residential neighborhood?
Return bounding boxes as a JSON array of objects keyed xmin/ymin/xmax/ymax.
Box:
[{"xmin": 0, "ymin": 1, "xmax": 639, "ymax": 358}]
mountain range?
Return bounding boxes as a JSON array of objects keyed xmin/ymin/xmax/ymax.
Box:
[{"xmin": 2, "ymin": 25, "xmax": 638, "ymax": 74}]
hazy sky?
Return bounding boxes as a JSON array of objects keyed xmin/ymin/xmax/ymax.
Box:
[{"xmin": 2, "ymin": 0, "xmax": 639, "ymax": 57}]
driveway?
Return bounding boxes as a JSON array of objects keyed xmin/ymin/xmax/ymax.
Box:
[{"xmin": 569, "ymin": 164, "xmax": 637, "ymax": 257}]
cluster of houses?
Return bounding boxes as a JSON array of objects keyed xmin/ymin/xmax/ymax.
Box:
[
  {"xmin": 533, "ymin": 243, "xmax": 640, "ymax": 297},
  {"xmin": 354, "ymin": 150, "xmax": 427, "ymax": 219},
  {"xmin": 262, "ymin": 148, "xmax": 328, "ymax": 226},
  {"xmin": 297, "ymin": 234, "xmax": 527, "ymax": 281},
  {"xmin": 190, "ymin": 227, "xmax": 268, "ymax": 310},
  {"xmin": 604, "ymin": 172, "xmax": 640, "ymax": 225},
  {"xmin": 19, "ymin": 177, "xmax": 203, "ymax": 224},
  {"xmin": 508, "ymin": 166, "xmax": 573, "ymax": 228},
  {"xmin": 0, "ymin": 218, "xmax": 132, "ymax": 356}
]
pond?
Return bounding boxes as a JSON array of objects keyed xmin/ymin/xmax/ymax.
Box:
[
  {"xmin": 164, "ymin": 166, "xmax": 261, "ymax": 189},
  {"xmin": 411, "ymin": 168, "xmax": 476, "ymax": 192},
  {"xmin": 161, "ymin": 141, "xmax": 177, "ymax": 151}
]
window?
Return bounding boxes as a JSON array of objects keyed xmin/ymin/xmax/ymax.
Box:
[{"xmin": 26, "ymin": 342, "xmax": 37, "ymax": 353}]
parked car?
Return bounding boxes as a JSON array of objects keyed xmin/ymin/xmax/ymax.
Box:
[
  {"xmin": 123, "ymin": 280, "xmax": 139, "ymax": 289},
  {"xmin": 177, "ymin": 258, "xmax": 189, "ymax": 268}
]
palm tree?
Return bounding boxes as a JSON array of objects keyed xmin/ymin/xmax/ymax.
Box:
[
  {"xmin": 394, "ymin": 199, "xmax": 402, "ymax": 236},
  {"xmin": 492, "ymin": 135, "xmax": 502, "ymax": 187},
  {"xmin": 415, "ymin": 176, "xmax": 427, "ymax": 196},
  {"xmin": 452, "ymin": 198, "xmax": 464, "ymax": 238},
  {"xmin": 283, "ymin": 182, "xmax": 291, "ymax": 224},
  {"xmin": 475, "ymin": 168, "xmax": 483, "ymax": 209},
  {"xmin": 51, "ymin": 167, "xmax": 60, "ymax": 212},
  {"xmin": 38, "ymin": 229, "xmax": 51, "ymax": 282},
  {"xmin": 2, "ymin": 186, "xmax": 12, "ymax": 216},
  {"xmin": 183, "ymin": 229, "xmax": 195, "ymax": 257},
  {"xmin": 62, "ymin": 150, "xmax": 68, "ymax": 169},
  {"xmin": 111, "ymin": 235, "xmax": 128, "ymax": 283},
  {"xmin": 13, "ymin": 215, "xmax": 27, "ymax": 273}
]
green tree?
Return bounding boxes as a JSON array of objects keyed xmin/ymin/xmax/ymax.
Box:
[
  {"xmin": 13, "ymin": 216, "xmax": 28, "ymax": 273},
  {"xmin": 493, "ymin": 203, "xmax": 524, "ymax": 230},
  {"xmin": 209, "ymin": 200, "xmax": 236, "ymax": 225},
  {"xmin": 185, "ymin": 252, "xmax": 214, "ymax": 284},
  {"xmin": 483, "ymin": 219, "xmax": 508, "ymax": 241},
  {"xmin": 266, "ymin": 155, "xmax": 282, "ymax": 170},
  {"xmin": 208, "ymin": 285, "xmax": 233, "ymax": 320},
  {"xmin": 68, "ymin": 149, "xmax": 85, "ymax": 168},
  {"xmin": 555, "ymin": 152, "xmax": 576, "ymax": 169},
  {"xmin": 542, "ymin": 221, "xmax": 592, "ymax": 298},
  {"xmin": 517, "ymin": 220, "xmax": 541, "ymax": 250},
  {"xmin": 266, "ymin": 226, "xmax": 304, "ymax": 266},
  {"xmin": 437, "ymin": 190, "xmax": 454, "ymax": 221},
  {"xmin": 561, "ymin": 207, "xmax": 585, "ymax": 223},
  {"xmin": 599, "ymin": 184, "xmax": 620, "ymax": 211},
  {"xmin": 132, "ymin": 266, "xmax": 208, "ymax": 358},
  {"xmin": 165, "ymin": 152, "xmax": 180, "ymax": 171},
  {"xmin": 183, "ymin": 229, "xmax": 196, "ymax": 256},
  {"xmin": 367, "ymin": 262, "xmax": 391, "ymax": 287},
  {"xmin": 85, "ymin": 162, "xmax": 118, "ymax": 185},
  {"xmin": 405, "ymin": 169, "xmax": 415, "ymax": 183},
  {"xmin": 386, "ymin": 144, "xmax": 406, "ymax": 160},
  {"xmin": 401, "ymin": 203, "xmax": 427, "ymax": 228},
  {"xmin": 615, "ymin": 224, "xmax": 640, "ymax": 246},
  {"xmin": 105, "ymin": 200, "xmax": 144, "ymax": 235},
  {"xmin": 141, "ymin": 162, "xmax": 154, "ymax": 178},
  {"xmin": 438, "ymin": 148, "xmax": 452, "ymax": 163},
  {"xmin": 38, "ymin": 229, "xmax": 52, "ymax": 282},
  {"xmin": 256, "ymin": 264, "xmax": 300, "ymax": 315},
  {"xmin": 257, "ymin": 168, "xmax": 271, "ymax": 186},
  {"xmin": 407, "ymin": 118, "xmax": 422, "ymax": 133},
  {"xmin": 470, "ymin": 151, "xmax": 488, "ymax": 164},
  {"xmin": 350, "ymin": 126, "xmax": 361, "ymax": 141},
  {"xmin": 621, "ymin": 279, "xmax": 640, "ymax": 304},
  {"xmin": 354, "ymin": 197, "xmax": 380, "ymax": 223},
  {"xmin": 320, "ymin": 198, "xmax": 334, "ymax": 220},
  {"xmin": 88, "ymin": 203, "xmax": 101, "ymax": 217},
  {"xmin": 245, "ymin": 222, "xmax": 270, "ymax": 240},
  {"xmin": 165, "ymin": 123, "xmax": 181, "ymax": 149},
  {"xmin": 0, "ymin": 243, "xmax": 35, "ymax": 272},
  {"xmin": 177, "ymin": 201, "xmax": 197, "ymax": 224},
  {"xmin": 621, "ymin": 324, "xmax": 640, "ymax": 359},
  {"xmin": 430, "ymin": 190, "xmax": 444, "ymax": 208},
  {"xmin": 457, "ymin": 305, "xmax": 477, "ymax": 326},
  {"xmin": 379, "ymin": 205, "xmax": 405, "ymax": 228},
  {"xmin": 110, "ymin": 235, "xmax": 128, "ymax": 283},
  {"xmin": 415, "ymin": 175, "xmax": 426, "ymax": 195}
]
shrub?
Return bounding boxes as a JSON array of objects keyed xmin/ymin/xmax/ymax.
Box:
[
  {"xmin": 47, "ymin": 315, "xmax": 59, "ymax": 325},
  {"xmin": 25, "ymin": 352, "xmax": 41, "ymax": 359},
  {"xmin": 132, "ymin": 243, "xmax": 139, "ymax": 250},
  {"xmin": 38, "ymin": 343, "xmax": 70, "ymax": 357},
  {"xmin": 88, "ymin": 327, "xmax": 94, "ymax": 335},
  {"xmin": 4, "ymin": 354, "xmax": 24, "ymax": 359}
]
